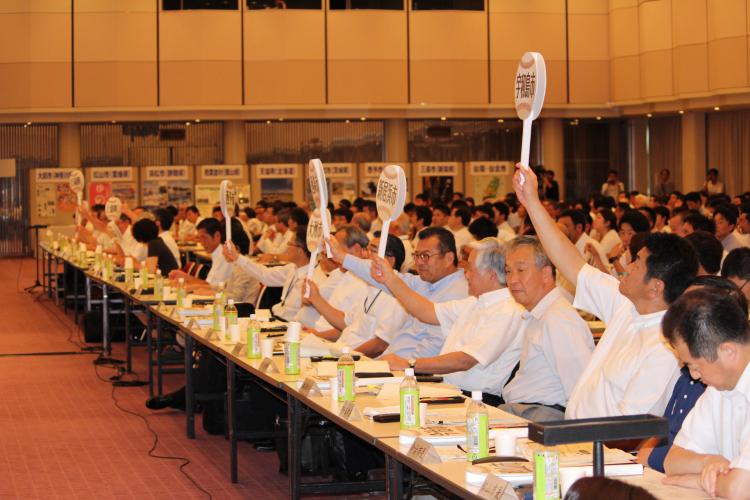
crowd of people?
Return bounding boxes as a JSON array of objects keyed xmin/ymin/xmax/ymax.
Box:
[{"xmin": 71, "ymin": 165, "xmax": 750, "ymax": 498}]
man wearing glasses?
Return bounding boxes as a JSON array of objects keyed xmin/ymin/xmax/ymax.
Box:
[{"xmin": 327, "ymin": 227, "xmax": 468, "ymax": 360}]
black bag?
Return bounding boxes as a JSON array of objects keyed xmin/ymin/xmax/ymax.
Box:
[{"xmin": 83, "ymin": 310, "xmax": 125, "ymax": 343}]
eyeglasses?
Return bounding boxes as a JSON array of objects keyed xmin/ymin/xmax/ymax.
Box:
[
  {"xmin": 741, "ymin": 278, "xmax": 750, "ymax": 292},
  {"xmin": 413, "ymin": 251, "xmax": 445, "ymax": 262}
]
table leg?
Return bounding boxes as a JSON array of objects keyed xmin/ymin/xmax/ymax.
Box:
[
  {"xmin": 72, "ymin": 266, "xmax": 78, "ymax": 322},
  {"xmin": 385, "ymin": 455, "xmax": 404, "ymax": 500},
  {"xmin": 288, "ymin": 395, "xmax": 302, "ymax": 500},
  {"xmin": 156, "ymin": 315, "xmax": 163, "ymax": 396},
  {"xmin": 185, "ymin": 335, "xmax": 195, "ymax": 439},
  {"xmin": 593, "ymin": 440, "xmax": 604, "ymax": 477},
  {"xmin": 125, "ymin": 297, "xmax": 132, "ymax": 373},
  {"xmin": 227, "ymin": 359, "xmax": 238, "ymax": 483},
  {"xmin": 85, "ymin": 275, "xmax": 91, "ymax": 314},
  {"xmin": 102, "ymin": 283, "xmax": 110, "ymax": 356},
  {"xmin": 147, "ymin": 310, "xmax": 154, "ymax": 397}
]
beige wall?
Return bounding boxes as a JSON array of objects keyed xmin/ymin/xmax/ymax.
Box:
[{"xmin": 2, "ymin": 2, "xmax": 750, "ymax": 115}]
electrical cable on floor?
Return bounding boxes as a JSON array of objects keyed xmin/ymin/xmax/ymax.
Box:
[{"xmin": 94, "ymin": 365, "xmax": 213, "ymax": 500}]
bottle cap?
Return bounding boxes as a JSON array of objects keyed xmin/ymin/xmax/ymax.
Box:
[
  {"xmin": 156, "ymin": 269, "xmax": 161, "ymax": 275},
  {"xmin": 215, "ymin": 293, "xmax": 221, "ymax": 299},
  {"xmin": 219, "ymin": 281, "xmax": 226, "ymax": 289},
  {"xmin": 140, "ymin": 261, "xmax": 146, "ymax": 266},
  {"xmin": 286, "ymin": 321, "xmax": 301, "ymax": 342},
  {"xmin": 178, "ymin": 277, "xmax": 184, "ymax": 284},
  {"xmin": 405, "ymin": 368, "xmax": 415, "ymax": 377},
  {"xmin": 250, "ymin": 314, "xmax": 256, "ymax": 319},
  {"xmin": 228, "ymin": 299, "xmax": 235, "ymax": 305},
  {"xmin": 341, "ymin": 347, "xmax": 350, "ymax": 354},
  {"xmin": 471, "ymin": 390, "xmax": 482, "ymax": 401}
]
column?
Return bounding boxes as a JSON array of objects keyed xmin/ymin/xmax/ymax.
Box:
[
  {"xmin": 384, "ymin": 119, "xmax": 408, "ymax": 163},
  {"xmin": 223, "ymin": 120, "xmax": 246, "ymax": 165},
  {"xmin": 629, "ymin": 118, "xmax": 648, "ymax": 194},
  {"xmin": 680, "ymin": 111, "xmax": 706, "ymax": 193},
  {"xmin": 59, "ymin": 123, "xmax": 81, "ymax": 168},
  {"xmin": 541, "ymin": 118, "xmax": 564, "ymax": 200}
]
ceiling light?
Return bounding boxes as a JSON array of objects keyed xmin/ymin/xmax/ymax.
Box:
[
  {"xmin": 714, "ymin": 106, "xmax": 720, "ymax": 111},
  {"xmin": 678, "ymin": 110, "xmax": 684, "ymax": 115},
  {"xmin": 647, "ymin": 113, "xmax": 652, "ymax": 118}
]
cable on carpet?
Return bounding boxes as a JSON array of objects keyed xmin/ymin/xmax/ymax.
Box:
[{"xmin": 94, "ymin": 365, "xmax": 213, "ymax": 500}]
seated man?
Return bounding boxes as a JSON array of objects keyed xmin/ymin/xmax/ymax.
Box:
[
  {"xmin": 224, "ymin": 225, "xmax": 320, "ymax": 327},
  {"xmin": 370, "ymin": 238, "xmax": 525, "ymax": 405},
  {"xmin": 169, "ymin": 218, "xmax": 233, "ymax": 287},
  {"xmin": 328, "ymin": 227, "xmax": 468, "ymax": 360},
  {"xmin": 514, "ymin": 165, "xmax": 698, "ymax": 418},
  {"xmin": 500, "ymin": 236, "xmax": 595, "ymax": 421},
  {"xmin": 302, "ymin": 225, "xmax": 370, "ymax": 334},
  {"xmin": 304, "ymin": 233, "xmax": 409, "ymax": 351},
  {"xmin": 178, "ymin": 205, "xmax": 203, "ymax": 242},
  {"xmin": 256, "ymin": 206, "xmax": 294, "ymax": 256},
  {"xmin": 662, "ymin": 288, "xmax": 750, "ymax": 498},
  {"xmin": 154, "ymin": 207, "xmax": 181, "ymax": 264},
  {"xmin": 722, "ymin": 247, "xmax": 750, "ymax": 305}
]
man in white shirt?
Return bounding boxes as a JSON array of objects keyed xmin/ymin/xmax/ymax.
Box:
[
  {"xmin": 663, "ymin": 288, "xmax": 750, "ymax": 498},
  {"xmin": 330, "ymin": 226, "xmax": 469, "ymax": 360},
  {"xmin": 500, "ymin": 236, "xmax": 595, "ymax": 421},
  {"xmin": 257, "ymin": 207, "xmax": 294, "ymax": 256},
  {"xmin": 430, "ymin": 204, "xmax": 451, "ymax": 229},
  {"xmin": 304, "ymin": 225, "xmax": 369, "ymax": 333},
  {"xmin": 714, "ymin": 204, "xmax": 745, "ymax": 253},
  {"xmin": 388, "ymin": 213, "xmax": 414, "ymax": 272},
  {"xmin": 154, "ymin": 208, "xmax": 181, "ymax": 264},
  {"xmin": 556, "ymin": 208, "xmax": 611, "ymax": 296},
  {"xmin": 371, "ymin": 238, "xmax": 525, "ymax": 404},
  {"xmin": 304, "ymin": 234, "xmax": 409, "ymax": 350},
  {"xmin": 226, "ymin": 225, "xmax": 319, "ymax": 326},
  {"xmin": 493, "ymin": 201, "xmax": 516, "ymax": 243},
  {"xmin": 601, "ymin": 170, "xmax": 625, "ymax": 200},
  {"xmin": 513, "ymin": 164, "xmax": 698, "ymax": 419},
  {"xmin": 447, "ymin": 207, "xmax": 473, "ymax": 256},
  {"xmin": 178, "ymin": 205, "xmax": 202, "ymax": 242},
  {"xmin": 721, "ymin": 248, "xmax": 750, "ymax": 305},
  {"xmin": 169, "ymin": 218, "xmax": 233, "ymax": 287},
  {"xmin": 409, "ymin": 206, "xmax": 431, "ymax": 250}
]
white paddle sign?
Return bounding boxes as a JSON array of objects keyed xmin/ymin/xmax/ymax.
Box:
[
  {"xmin": 514, "ymin": 52, "xmax": 546, "ymax": 185},
  {"xmin": 308, "ymin": 159, "xmax": 332, "ymax": 257},
  {"xmin": 105, "ymin": 197, "xmax": 122, "ymax": 221},
  {"xmin": 220, "ymin": 179, "xmax": 236, "ymax": 245},
  {"xmin": 375, "ymin": 164, "xmax": 407, "ymax": 258},
  {"xmin": 68, "ymin": 170, "xmax": 85, "ymax": 227},
  {"xmin": 304, "ymin": 208, "xmax": 330, "ymax": 297}
]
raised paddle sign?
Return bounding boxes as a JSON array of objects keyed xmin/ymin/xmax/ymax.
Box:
[
  {"xmin": 514, "ymin": 52, "xmax": 546, "ymax": 186},
  {"xmin": 375, "ymin": 164, "xmax": 407, "ymax": 257},
  {"xmin": 304, "ymin": 208, "xmax": 330, "ymax": 297},
  {"xmin": 308, "ymin": 159, "xmax": 332, "ymax": 256},
  {"xmin": 220, "ymin": 179, "xmax": 236, "ymax": 244},
  {"xmin": 69, "ymin": 170, "xmax": 85, "ymax": 226},
  {"xmin": 105, "ymin": 197, "xmax": 122, "ymax": 221}
]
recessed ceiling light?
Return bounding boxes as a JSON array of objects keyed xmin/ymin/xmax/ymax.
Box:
[
  {"xmin": 266, "ymin": 120, "xmax": 271, "ymax": 124},
  {"xmin": 596, "ymin": 116, "xmax": 602, "ymax": 120},
  {"xmin": 195, "ymin": 118, "xmax": 200, "ymax": 123},
  {"xmin": 678, "ymin": 110, "xmax": 684, "ymax": 115},
  {"xmin": 714, "ymin": 106, "xmax": 720, "ymax": 111},
  {"xmin": 647, "ymin": 113, "xmax": 652, "ymax": 118},
  {"xmin": 360, "ymin": 117, "xmax": 366, "ymax": 121},
  {"xmin": 440, "ymin": 116, "xmax": 447, "ymax": 121},
  {"xmin": 497, "ymin": 119, "xmax": 504, "ymax": 123}
]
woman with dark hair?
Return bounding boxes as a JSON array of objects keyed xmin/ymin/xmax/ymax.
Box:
[
  {"xmin": 118, "ymin": 218, "xmax": 179, "ymax": 276},
  {"xmin": 564, "ymin": 476, "xmax": 656, "ymax": 500}
]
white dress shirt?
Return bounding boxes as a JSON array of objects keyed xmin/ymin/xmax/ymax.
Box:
[
  {"xmin": 178, "ymin": 219, "xmax": 197, "ymax": 241},
  {"xmin": 565, "ymin": 264, "xmax": 680, "ymax": 419},
  {"xmin": 675, "ymin": 361, "xmax": 750, "ymax": 471},
  {"xmin": 496, "ymin": 222, "xmax": 516, "ymax": 243},
  {"xmin": 722, "ymin": 231, "xmax": 747, "ymax": 252},
  {"xmin": 433, "ymin": 288, "xmax": 526, "ymax": 396},
  {"xmin": 205, "ymin": 244, "xmax": 233, "ymax": 286},
  {"xmin": 313, "ymin": 270, "xmax": 369, "ymax": 331},
  {"xmin": 399, "ymin": 235, "xmax": 415, "ymax": 272},
  {"xmin": 599, "ymin": 229, "xmax": 621, "ymax": 255},
  {"xmin": 559, "ymin": 233, "xmax": 612, "ymax": 296},
  {"xmin": 119, "ymin": 225, "xmax": 147, "ymax": 262},
  {"xmin": 343, "ymin": 254, "xmax": 469, "ymax": 359},
  {"xmin": 159, "ymin": 231, "xmax": 181, "ymax": 264},
  {"xmin": 338, "ymin": 285, "xmax": 409, "ymax": 349},
  {"xmin": 450, "ymin": 226, "xmax": 473, "ymax": 256},
  {"xmin": 503, "ymin": 287, "xmax": 595, "ymax": 407},
  {"xmin": 258, "ymin": 229, "xmax": 293, "ymax": 255}
]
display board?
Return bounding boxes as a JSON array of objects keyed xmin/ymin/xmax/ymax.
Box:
[
  {"xmin": 250, "ymin": 164, "xmax": 304, "ymax": 204},
  {"xmin": 140, "ymin": 165, "xmax": 194, "ymax": 210},
  {"xmin": 194, "ymin": 164, "xmax": 250, "ymax": 217},
  {"xmin": 85, "ymin": 166, "xmax": 138, "ymax": 207},
  {"xmin": 29, "ymin": 168, "xmax": 82, "ymax": 227},
  {"xmin": 359, "ymin": 163, "xmax": 411, "ymax": 201},
  {"xmin": 464, "ymin": 161, "xmax": 515, "ymax": 201},
  {"xmin": 305, "ymin": 162, "xmax": 357, "ymax": 205},
  {"xmin": 412, "ymin": 162, "xmax": 463, "ymax": 203}
]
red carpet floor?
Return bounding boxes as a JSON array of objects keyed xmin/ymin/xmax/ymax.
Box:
[{"xmin": 0, "ymin": 258, "xmax": 289, "ymax": 499}]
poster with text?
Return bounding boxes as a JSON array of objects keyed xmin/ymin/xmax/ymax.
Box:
[
  {"xmin": 56, "ymin": 183, "xmax": 77, "ymax": 212},
  {"xmin": 36, "ymin": 185, "xmax": 56, "ymax": 218},
  {"xmin": 89, "ymin": 182, "xmax": 112, "ymax": 206},
  {"xmin": 142, "ymin": 180, "xmax": 193, "ymax": 210}
]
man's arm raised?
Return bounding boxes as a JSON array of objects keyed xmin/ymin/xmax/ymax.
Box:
[
  {"xmin": 370, "ymin": 254, "xmax": 439, "ymax": 325},
  {"xmin": 513, "ymin": 164, "xmax": 586, "ymax": 286}
]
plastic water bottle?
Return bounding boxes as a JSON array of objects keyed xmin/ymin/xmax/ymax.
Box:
[
  {"xmin": 218, "ymin": 281, "xmax": 227, "ymax": 308},
  {"xmin": 225, "ymin": 299, "xmax": 239, "ymax": 343},
  {"xmin": 247, "ymin": 314, "xmax": 261, "ymax": 359},
  {"xmin": 399, "ymin": 368, "xmax": 420, "ymax": 430},
  {"xmin": 284, "ymin": 322, "xmax": 301, "ymax": 375},
  {"xmin": 337, "ymin": 347, "xmax": 355, "ymax": 402},
  {"xmin": 124, "ymin": 257, "xmax": 133, "ymax": 286},
  {"xmin": 176, "ymin": 277, "xmax": 186, "ymax": 307},
  {"xmin": 139, "ymin": 261, "xmax": 148, "ymax": 288},
  {"xmin": 154, "ymin": 269, "xmax": 163, "ymax": 300},
  {"xmin": 212, "ymin": 293, "xmax": 223, "ymax": 332},
  {"xmin": 466, "ymin": 390, "xmax": 489, "ymax": 461}
]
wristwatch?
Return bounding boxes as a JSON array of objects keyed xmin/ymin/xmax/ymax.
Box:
[{"xmin": 408, "ymin": 358, "xmax": 417, "ymax": 369}]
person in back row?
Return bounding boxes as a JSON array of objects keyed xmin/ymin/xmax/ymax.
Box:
[
  {"xmin": 327, "ymin": 226, "xmax": 468, "ymax": 359},
  {"xmin": 370, "ymin": 238, "xmax": 525, "ymax": 406},
  {"xmin": 169, "ymin": 218, "xmax": 233, "ymax": 287},
  {"xmin": 499, "ymin": 236, "xmax": 595, "ymax": 421},
  {"xmin": 513, "ymin": 164, "xmax": 698, "ymax": 419}
]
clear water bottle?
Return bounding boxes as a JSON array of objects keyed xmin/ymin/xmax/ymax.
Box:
[
  {"xmin": 176, "ymin": 277, "xmax": 186, "ymax": 307},
  {"xmin": 139, "ymin": 261, "xmax": 148, "ymax": 288},
  {"xmin": 224, "ymin": 299, "xmax": 238, "ymax": 343},
  {"xmin": 154, "ymin": 269, "xmax": 163, "ymax": 300},
  {"xmin": 337, "ymin": 347, "xmax": 355, "ymax": 402},
  {"xmin": 247, "ymin": 314, "xmax": 261, "ymax": 359},
  {"xmin": 466, "ymin": 390, "xmax": 489, "ymax": 461},
  {"xmin": 399, "ymin": 368, "xmax": 420, "ymax": 430},
  {"xmin": 212, "ymin": 293, "xmax": 223, "ymax": 332}
]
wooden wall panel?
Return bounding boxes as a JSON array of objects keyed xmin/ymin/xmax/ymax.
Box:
[
  {"xmin": 327, "ymin": 11, "xmax": 407, "ymax": 104},
  {"xmin": 244, "ymin": 10, "xmax": 325, "ymax": 105},
  {"xmin": 638, "ymin": 0, "xmax": 673, "ymax": 99},
  {"xmin": 74, "ymin": 1, "xmax": 156, "ymax": 107},
  {"xmin": 671, "ymin": 0, "xmax": 708, "ymax": 96},
  {"xmin": 707, "ymin": 0, "xmax": 748, "ymax": 90},
  {"xmin": 410, "ymin": 11, "xmax": 488, "ymax": 104},
  {"xmin": 159, "ymin": 10, "xmax": 242, "ymax": 106},
  {"xmin": 568, "ymin": 0, "xmax": 609, "ymax": 104},
  {"xmin": 608, "ymin": 1, "xmax": 639, "ymax": 102}
]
